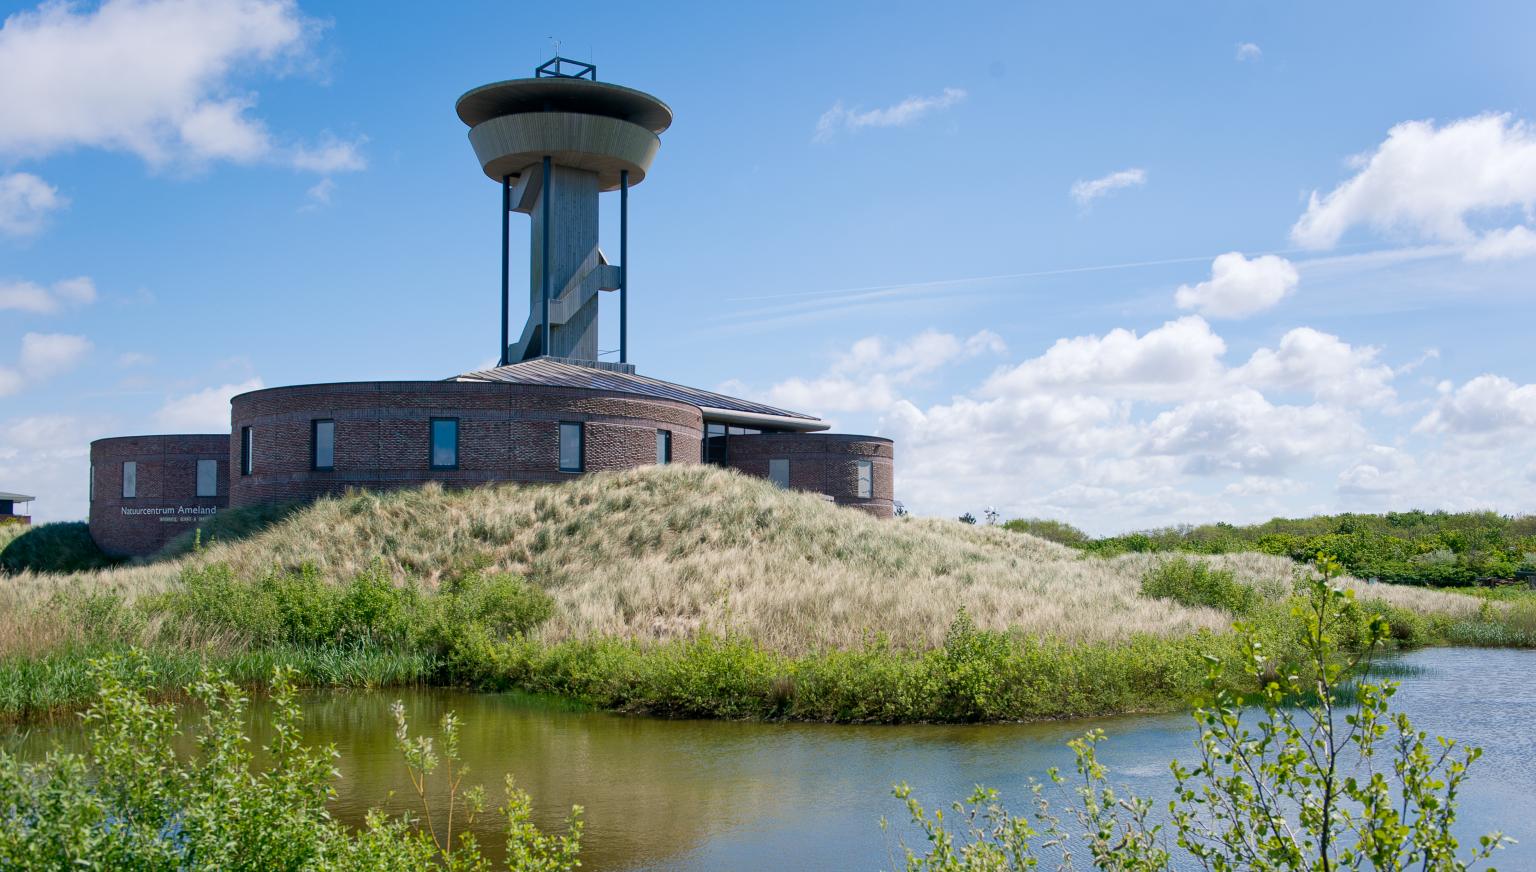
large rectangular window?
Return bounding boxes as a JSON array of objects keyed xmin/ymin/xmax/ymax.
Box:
[
  {"xmin": 240, "ymin": 427, "xmax": 253, "ymax": 476},
  {"xmin": 311, "ymin": 419, "xmax": 335, "ymax": 471},
  {"xmin": 769, "ymin": 458, "xmax": 790, "ymax": 489},
  {"xmin": 559, "ymin": 422, "xmax": 584, "ymax": 473},
  {"xmin": 656, "ymin": 429, "xmax": 672, "ymax": 465},
  {"xmin": 196, "ymin": 459, "xmax": 218, "ymax": 497},
  {"xmin": 122, "ymin": 461, "xmax": 137, "ymax": 499},
  {"xmin": 856, "ymin": 459, "xmax": 873, "ymax": 499},
  {"xmin": 430, "ymin": 418, "xmax": 459, "ymax": 469}
]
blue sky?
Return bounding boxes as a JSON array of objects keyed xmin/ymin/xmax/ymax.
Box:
[{"xmin": 2, "ymin": 0, "xmax": 1535, "ymax": 532}]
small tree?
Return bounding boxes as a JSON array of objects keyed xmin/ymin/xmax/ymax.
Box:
[
  {"xmin": 887, "ymin": 555, "xmax": 1509, "ymax": 870},
  {"xmin": 959, "ymin": 513, "xmax": 978, "ymax": 525}
]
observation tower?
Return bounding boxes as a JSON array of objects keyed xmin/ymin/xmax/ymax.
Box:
[{"xmin": 456, "ymin": 56, "xmax": 672, "ymax": 369}]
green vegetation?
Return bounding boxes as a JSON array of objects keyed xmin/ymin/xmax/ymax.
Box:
[
  {"xmin": 1006, "ymin": 509, "xmax": 1536, "ymax": 587},
  {"xmin": 0, "ymin": 521, "xmax": 119, "ymax": 574},
  {"xmin": 0, "ymin": 654, "xmax": 580, "ymax": 871},
  {"xmin": 0, "ymin": 467, "xmax": 1519, "ymax": 726},
  {"xmin": 889, "ymin": 565, "xmax": 1508, "ymax": 870}
]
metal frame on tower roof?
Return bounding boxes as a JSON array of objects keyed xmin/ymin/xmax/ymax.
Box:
[{"xmin": 535, "ymin": 56, "xmax": 597, "ymax": 81}]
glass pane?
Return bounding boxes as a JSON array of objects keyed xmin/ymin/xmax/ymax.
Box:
[
  {"xmin": 122, "ymin": 461, "xmax": 136, "ymax": 498},
  {"xmin": 314, "ymin": 421, "xmax": 335, "ymax": 469},
  {"xmin": 656, "ymin": 430, "xmax": 670, "ymax": 465},
  {"xmin": 197, "ymin": 459, "xmax": 218, "ymax": 497},
  {"xmin": 432, "ymin": 419, "xmax": 458, "ymax": 468},
  {"xmin": 559, "ymin": 422, "xmax": 582, "ymax": 471},
  {"xmin": 856, "ymin": 460, "xmax": 872, "ymax": 498},
  {"xmin": 769, "ymin": 458, "xmax": 789, "ymax": 488},
  {"xmin": 241, "ymin": 427, "xmax": 253, "ymax": 475}
]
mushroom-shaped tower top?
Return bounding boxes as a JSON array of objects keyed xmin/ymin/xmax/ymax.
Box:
[{"xmin": 455, "ymin": 58, "xmax": 672, "ymax": 190}]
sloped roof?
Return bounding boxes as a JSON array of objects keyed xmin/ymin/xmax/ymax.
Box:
[{"xmin": 453, "ymin": 358, "xmax": 826, "ymax": 431}]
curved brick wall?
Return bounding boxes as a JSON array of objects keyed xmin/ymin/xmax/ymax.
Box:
[
  {"xmin": 89, "ymin": 434, "xmax": 230, "ymax": 557},
  {"xmin": 723, "ymin": 433, "xmax": 895, "ymax": 518},
  {"xmin": 228, "ymin": 381, "xmax": 703, "ymax": 508}
]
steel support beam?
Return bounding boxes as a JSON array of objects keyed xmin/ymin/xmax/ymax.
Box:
[
  {"xmin": 620, "ymin": 168, "xmax": 628, "ymax": 364},
  {"xmin": 500, "ymin": 173, "xmax": 510, "ymax": 366},
  {"xmin": 540, "ymin": 155, "xmax": 551, "ymax": 357}
]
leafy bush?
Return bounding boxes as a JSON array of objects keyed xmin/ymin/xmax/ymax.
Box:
[
  {"xmin": 888, "ymin": 569, "xmax": 1509, "ymax": 870},
  {"xmin": 999, "ymin": 517, "xmax": 1090, "ymax": 545},
  {"xmin": 1027, "ymin": 509, "xmax": 1536, "ymax": 587},
  {"xmin": 1140, "ymin": 557, "xmax": 1259, "ymax": 615},
  {"xmin": 0, "ymin": 654, "xmax": 580, "ymax": 870},
  {"xmin": 0, "ymin": 521, "xmax": 119, "ymax": 574}
]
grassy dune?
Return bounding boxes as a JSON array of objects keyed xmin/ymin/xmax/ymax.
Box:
[{"xmin": 0, "ymin": 466, "xmax": 1499, "ymax": 723}]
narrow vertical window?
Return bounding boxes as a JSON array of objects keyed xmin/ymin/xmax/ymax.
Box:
[
  {"xmin": 196, "ymin": 459, "xmax": 218, "ymax": 497},
  {"xmin": 312, "ymin": 419, "xmax": 335, "ymax": 471},
  {"xmin": 769, "ymin": 458, "xmax": 790, "ymax": 489},
  {"xmin": 559, "ymin": 422, "xmax": 584, "ymax": 473},
  {"xmin": 856, "ymin": 459, "xmax": 873, "ymax": 499},
  {"xmin": 240, "ymin": 426, "xmax": 253, "ymax": 476},
  {"xmin": 430, "ymin": 418, "xmax": 459, "ymax": 469},
  {"xmin": 122, "ymin": 461, "xmax": 137, "ymax": 499},
  {"xmin": 656, "ymin": 429, "xmax": 672, "ymax": 465},
  {"xmin": 89, "ymin": 463, "xmax": 95, "ymax": 502}
]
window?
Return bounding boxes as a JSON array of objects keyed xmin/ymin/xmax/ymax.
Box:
[
  {"xmin": 856, "ymin": 459, "xmax": 873, "ymax": 499},
  {"xmin": 196, "ymin": 459, "xmax": 218, "ymax": 497},
  {"xmin": 656, "ymin": 429, "xmax": 672, "ymax": 465},
  {"xmin": 122, "ymin": 461, "xmax": 137, "ymax": 499},
  {"xmin": 430, "ymin": 418, "xmax": 459, "ymax": 469},
  {"xmin": 240, "ymin": 427, "xmax": 253, "ymax": 476},
  {"xmin": 312, "ymin": 419, "xmax": 335, "ymax": 470},
  {"xmin": 703, "ymin": 422, "xmax": 728, "ymax": 464},
  {"xmin": 559, "ymin": 422, "xmax": 584, "ymax": 473},
  {"xmin": 89, "ymin": 463, "xmax": 94, "ymax": 502},
  {"xmin": 769, "ymin": 458, "xmax": 790, "ymax": 489}
]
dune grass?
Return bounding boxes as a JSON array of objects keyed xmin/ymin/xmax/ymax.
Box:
[{"xmin": 0, "ymin": 466, "xmax": 1500, "ymax": 724}]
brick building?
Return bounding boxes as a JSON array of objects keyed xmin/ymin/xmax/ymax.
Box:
[{"xmin": 86, "ymin": 60, "xmax": 896, "ymax": 557}]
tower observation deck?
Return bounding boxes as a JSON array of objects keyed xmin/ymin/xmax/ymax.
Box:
[{"xmin": 456, "ymin": 57, "xmax": 672, "ymax": 369}]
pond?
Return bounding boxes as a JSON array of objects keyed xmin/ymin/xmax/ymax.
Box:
[{"xmin": 6, "ymin": 646, "xmax": 1533, "ymax": 870}]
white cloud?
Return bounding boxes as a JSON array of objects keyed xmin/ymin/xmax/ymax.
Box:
[
  {"xmin": 0, "ymin": 171, "xmax": 66, "ymax": 236},
  {"xmin": 1231, "ymin": 327, "xmax": 1396, "ymax": 407},
  {"xmin": 814, "ymin": 88, "xmax": 966, "ymax": 142},
  {"xmin": 761, "ymin": 329, "xmax": 1004, "ymax": 417},
  {"xmin": 982, "ymin": 316, "xmax": 1227, "ymax": 402},
  {"xmin": 1414, "ymin": 374, "xmax": 1536, "ymax": 438},
  {"xmin": 1464, "ymin": 225, "xmax": 1536, "ymax": 261},
  {"xmin": 1174, "ymin": 252, "xmax": 1299, "ymax": 319},
  {"xmin": 736, "ymin": 316, "xmax": 1472, "ymax": 531},
  {"xmin": 1291, "ymin": 113, "xmax": 1536, "ymax": 251},
  {"xmin": 19, "ymin": 332, "xmax": 91, "ymax": 378},
  {"xmin": 155, "ymin": 378, "xmax": 263, "ymax": 431},
  {"xmin": 0, "ymin": 276, "xmax": 97, "ymax": 313},
  {"xmin": 2, "ymin": 331, "xmax": 92, "ymax": 394},
  {"xmin": 0, "ymin": 0, "xmax": 363, "ymax": 174},
  {"xmin": 116, "ymin": 351, "xmax": 153, "ymax": 367},
  {"xmin": 291, "ymin": 135, "xmax": 368, "ymax": 173},
  {"xmin": 303, "ymin": 176, "xmax": 336, "ymax": 207},
  {"xmin": 0, "ymin": 414, "xmax": 105, "ymax": 522},
  {"xmin": 1235, "ymin": 42, "xmax": 1262, "ymax": 62},
  {"xmin": 1069, "ymin": 168, "xmax": 1146, "ymax": 206}
]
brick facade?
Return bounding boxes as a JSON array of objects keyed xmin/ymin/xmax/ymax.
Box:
[
  {"xmin": 723, "ymin": 433, "xmax": 895, "ymax": 518},
  {"xmin": 229, "ymin": 381, "xmax": 703, "ymax": 508},
  {"xmin": 88, "ymin": 434, "xmax": 230, "ymax": 557}
]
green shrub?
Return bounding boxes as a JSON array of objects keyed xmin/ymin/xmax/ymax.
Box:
[
  {"xmin": 0, "ymin": 522, "xmax": 119, "ymax": 574},
  {"xmin": 0, "ymin": 654, "xmax": 580, "ymax": 870},
  {"xmin": 1140, "ymin": 557, "xmax": 1259, "ymax": 615},
  {"xmin": 999, "ymin": 518, "xmax": 1090, "ymax": 545}
]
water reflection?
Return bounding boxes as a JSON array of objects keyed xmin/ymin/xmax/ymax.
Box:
[{"xmin": 7, "ymin": 648, "xmax": 1533, "ymax": 871}]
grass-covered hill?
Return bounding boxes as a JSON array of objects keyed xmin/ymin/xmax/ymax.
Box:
[
  {"xmin": 1005, "ymin": 510, "xmax": 1536, "ymax": 587},
  {"xmin": 0, "ymin": 466, "xmax": 1513, "ymax": 724}
]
